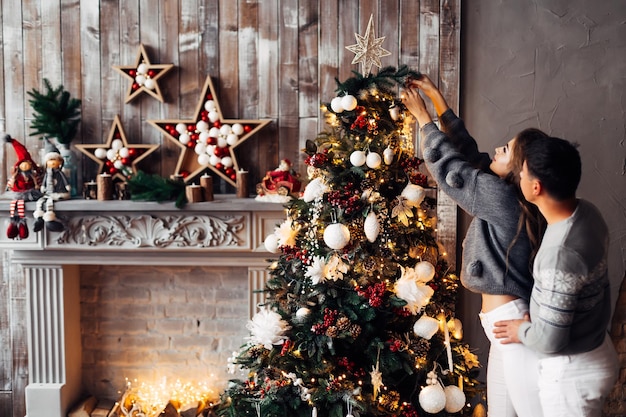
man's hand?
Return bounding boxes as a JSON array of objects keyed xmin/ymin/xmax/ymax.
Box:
[{"xmin": 492, "ymin": 314, "xmax": 530, "ymax": 344}]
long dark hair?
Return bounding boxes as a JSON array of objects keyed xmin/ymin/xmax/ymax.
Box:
[{"xmin": 504, "ymin": 128, "xmax": 548, "ymax": 265}]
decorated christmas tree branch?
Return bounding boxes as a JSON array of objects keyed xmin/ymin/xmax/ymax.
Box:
[{"xmin": 126, "ymin": 171, "xmax": 188, "ymax": 208}]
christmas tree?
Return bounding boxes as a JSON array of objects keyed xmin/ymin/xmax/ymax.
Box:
[{"xmin": 216, "ymin": 66, "xmax": 481, "ymax": 417}]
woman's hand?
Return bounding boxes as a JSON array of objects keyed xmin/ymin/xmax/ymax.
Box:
[
  {"xmin": 406, "ymin": 74, "xmax": 450, "ymax": 116},
  {"xmin": 492, "ymin": 314, "xmax": 530, "ymax": 344},
  {"xmin": 402, "ymin": 88, "xmax": 432, "ymax": 128}
]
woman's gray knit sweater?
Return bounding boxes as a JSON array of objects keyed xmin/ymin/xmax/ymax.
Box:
[{"xmin": 420, "ymin": 110, "xmax": 534, "ymax": 301}]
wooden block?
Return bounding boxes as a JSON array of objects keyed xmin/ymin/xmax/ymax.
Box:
[{"xmin": 68, "ymin": 395, "xmax": 97, "ymax": 417}]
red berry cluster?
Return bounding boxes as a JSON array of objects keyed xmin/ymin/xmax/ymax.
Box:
[
  {"xmin": 356, "ymin": 282, "xmax": 387, "ymax": 308},
  {"xmin": 304, "ymin": 151, "xmax": 329, "ymax": 167},
  {"xmin": 400, "ymin": 404, "xmax": 419, "ymax": 417},
  {"xmin": 280, "ymin": 339, "xmax": 293, "ymax": 356},
  {"xmin": 327, "ymin": 189, "xmax": 362, "ymax": 216},
  {"xmin": 387, "ymin": 338, "xmax": 403, "ymax": 352},
  {"xmin": 311, "ymin": 308, "xmax": 339, "ymax": 334},
  {"xmin": 337, "ymin": 356, "xmax": 367, "ymax": 378},
  {"xmin": 393, "ymin": 307, "xmax": 413, "ymax": 317},
  {"xmin": 280, "ymin": 246, "xmax": 308, "ymax": 263},
  {"xmin": 400, "ymin": 157, "xmax": 428, "ymax": 187}
]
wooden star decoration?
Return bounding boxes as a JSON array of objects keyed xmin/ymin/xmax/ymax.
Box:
[
  {"xmin": 345, "ymin": 15, "xmax": 391, "ymax": 76},
  {"xmin": 148, "ymin": 75, "xmax": 271, "ymax": 187},
  {"xmin": 76, "ymin": 115, "xmax": 160, "ymax": 182},
  {"xmin": 113, "ymin": 44, "xmax": 174, "ymax": 103}
]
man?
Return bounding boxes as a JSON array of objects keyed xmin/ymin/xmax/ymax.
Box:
[{"xmin": 493, "ymin": 136, "xmax": 618, "ymax": 417}]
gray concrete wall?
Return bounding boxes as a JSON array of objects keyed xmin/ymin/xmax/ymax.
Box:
[{"xmin": 457, "ymin": 0, "xmax": 626, "ymax": 398}]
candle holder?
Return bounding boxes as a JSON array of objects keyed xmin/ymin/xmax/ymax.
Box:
[{"xmin": 236, "ymin": 170, "xmax": 249, "ymax": 198}]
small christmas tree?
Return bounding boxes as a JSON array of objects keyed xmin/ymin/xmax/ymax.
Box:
[
  {"xmin": 217, "ymin": 66, "xmax": 481, "ymax": 417},
  {"xmin": 27, "ymin": 78, "xmax": 81, "ymax": 145}
]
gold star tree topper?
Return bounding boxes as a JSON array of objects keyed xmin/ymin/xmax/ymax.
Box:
[
  {"xmin": 148, "ymin": 76, "xmax": 271, "ymax": 187},
  {"xmin": 113, "ymin": 44, "xmax": 174, "ymax": 103},
  {"xmin": 76, "ymin": 115, "xmax": 160, "ymax": 182},
  {"xmin": 345, "ymin": 15, "xmax": 391, "ymax": 76}
]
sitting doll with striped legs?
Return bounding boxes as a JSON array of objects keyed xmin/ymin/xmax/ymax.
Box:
[{"xmin": 33, "ymin": 141, "xmax": 70, "ymax": 232}]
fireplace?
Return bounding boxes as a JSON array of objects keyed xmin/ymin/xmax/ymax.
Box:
[{"xmin": 1, "ymin": 196, "xmax": 285, "ymax": 417}]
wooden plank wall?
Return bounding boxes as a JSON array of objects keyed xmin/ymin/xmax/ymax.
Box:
[{"xmin": 0, "ymin": 1, "xmax": 460, "ymax": 415}]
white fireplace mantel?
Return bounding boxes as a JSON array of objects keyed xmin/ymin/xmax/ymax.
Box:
[{"xmin": 1, "ymin": 196, "xmax": 286, "ymax": 417}]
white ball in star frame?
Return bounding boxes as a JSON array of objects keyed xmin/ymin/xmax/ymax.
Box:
[
  {"xmin": 135, "ymin": 74, "xmax": 146, "ymax": 85},
  {"xmin": 144, "ymin": 78, "xmax": 156, "ymax": 90},
  {"xmin": 199, "ymin": 131, "xmax": 211, "ymax": 143},
  {"xmin": 94, "ymin": 148, "xmax": 107, "ymax": 159},
  {"xmin": 209, "ymin": 127, "xmax": 220, "ymax": 138},
  {"xmin": 330, "ymin": 97, "xmax": 344, "ymax": 113},
  {"xmin": 323, "ymin": 223, "xmax": 350, "ymax": 250},
  {"xmin": 197, "ymin": 153, "xmax": 211, "ymax": 166},
  {"xmin": 112, "ymin": 139, "xmax": 124, "ymax": 150},
  {"xmin": 196, "ymin": 120, "xmax": 209, "ymax": 132},
  {"xmin": 206, "ymin": 144, "xmax": 216, "ymax": 155},
  {"xmin": 419, "ymin": 384, "xmax": 446, "ymax": 414},
  {"xmin": 106, "ymin": 149, "xmax": 117, "ymax": 161},
  {"xmin": 179, "ymin": 133, "xmax": 191, "ymax": 145},
  {"xmin": 113, "ymin": 160, "xmax": 124, "ymax": 169},
  {"xmin": 195, "ymin": 143, "xmax": 207, "ymax": 155},
  {"xmin": 263, "ymin": 233, "xmax": 280, "ymax": 253},
  {"xmin": 217, "ymin": 137, "xmax": 228, "ymax": 148},
  {"xmin": 220, "ymin": 124, "xmax": 232, "ymax": 135},
  {"xmin": 137, "ymin": 63, "xmax": 148, "ymax": 74},
  {"xmin": 209, "ymin": 155, "xmax": 221, "ymax": 166},
  {"xmin": 232, "ymin": 123, "xmax": 244, "ymax": 135},
  {"xmin": 444, "ymin": 385, "xmax": 466, "ymax": 413},
  {"xmin": 118, "ymin": 147, "xmax": 130, "ymax": 158},
  {"xmin": 366, "ymin": 152, "xmax": 382, "ymax": 169},
  {"xmin": 208, "ymin": 111, "xmax": 220, "ymax": 123},
  {"xmin": 176, "ymin": 123, "xmax": 188, "ymax": 134},
  {"xmin": 221, "ymin": 156, "xmax": 234, "ymax": 168},
  {"xmin": 341, "ymin": 95, "xmax": 358, "ymax": 111},
  {"xmin": 350, "ymin": 150, "xmax": 366, "ymax": 167},
  {"xmin": 226, "ymin": 133, "xmax": 238, "ymax": 146},
  {"xmin": 204, "ymin": 99, "xmax": 216, "ymax": 111}
]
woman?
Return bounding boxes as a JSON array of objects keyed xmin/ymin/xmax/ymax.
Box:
[{"xmin": 403, "ymin": 75, "xmax": 545, "ymax": 417}]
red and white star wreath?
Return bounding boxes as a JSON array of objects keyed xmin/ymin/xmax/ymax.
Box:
[
  {"xmin": 148, "ymin": 76, "xmax": 271, "ymax": 186},
  {"xmin": 76, "ymin": 115, "xmax": 160, "ymax": 181},
  {"xmin": 113, "ymin": 44, "xmax": 174, "ymax": 103},
  {"xmin": 345, "ymin": 15, "xmax": 391, "ymax": 76}
]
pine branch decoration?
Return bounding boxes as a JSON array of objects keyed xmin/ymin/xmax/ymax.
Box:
[
  {"xmin": 126, "ymin": 171, "xmax": 188, "ymax": 208},
  {"xmin": 27, "ymin": 78, "xmax": 82, "ymax": 145}
]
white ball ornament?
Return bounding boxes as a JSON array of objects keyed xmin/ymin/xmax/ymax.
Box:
[
  {"xmin": 196, "ymin": 120, "xmax": 209, "ymax": 132},
  {"xmin": 94, "ymin": 148, "xmax": 107, "ymax": 159},
  {"xmin": 364, "ymin": 211, "xmax": 380, "ymax": 243},
  {"xmin": 204, "ymin": 100, "xmax": 216, "ymax": 111},
  {"xmin": 197, "ymin": 153, "xmax": 211, "ymax": 166},
  {"xmin": 444, "ymin": 385, "xmax": 466, "ymax": 413},
  {"xmin": 118, "ymin": 147, "xmax": 130, "ymax": 158},
  {"xmin": 217, "ymin": 137, "xmax": 228, "ymax": 148},
  {"xmin": 194, "ymin": 143, "xmax": 207, "ymax": 154},
  {"xmin": 323, "ymin": 223, "xmax": 351, "ymax": 250},
  {"xmin": 209, "ymin": 127, "xmax": 220, "ymax": 138},
  {"xmin": 232, "ymin": 123, "xmax": 244, "ymax": 135},
  {"xmin": 144, "ymin": 78, "xmax": 156, "ymax": 90},
  {"xmin": 366, "ymin": 152, "xmax": 382, "ymax": 169},
  {"xmin": 135, "ymin": 74, "xmax": 146, "ymax": 85},
  {"xmin": 179, "ymin": 133, "xmax": 191, "ymax": 145},
  {"xmin": 106, "ymin": 149, "xmax": 117, "ymax": 161},
  {"xmin": 113, "ymin": 160, "xmax": 124, "ymax": 169},
  {"xmin": 221, "ymin": 156, "xmax": 234, "ymax": 168},
  {"xmin": 383, "ymin": 147, "xmax": 395, "ymax": 165},
  {"xmin": 137, "ymin": 63, "xmax": 148, "ymax": 74},
  {"xmin": 415, "ymin": 261, "xmax": 436, "ymax": 281},
  {"xmin": 340, "ymin": 94, "xmax": 357, "ymax": 111},
  {"xmin": 349, "ymin": 150, "xmax": 366, "ymax": 167},
  {"xmin": 295, "ymin": 307, "xmax": 311, "ymax": 319},
  {"xmin": 413, "ymin": 315, "xmax": 440, "ymax": 340},
  {"xmin": 226, "ymin": 133, "xmax": 238, "ymax": 146},
  {"xmin": 199, "ymin": 132, "xmax": 211, "ymax": 143},
  {"xmin": 419, "ymin": 384, "xmax": 446, "ymax": 414},
  {"xmin": 208, "ymin": 111, "xmax": 220, "ymax": 123},
  {"xmin": 220, "ymin": 124, "xmax": 232, "ymax": 135},
  {"xmin": 263, "ymin": 233, "xmax": 281, "ymax": 253},
  {"xmin": 111, "ymin": 139, "xmax": 124, "ymax": 150},
  {"xmin": 209, "ymin": 155, "xmax": 221, "ymax": 166},
  {"xmin": 330, "ymin": 97, "xmax": 344, "ymax": 113},
  {"xmin": 176, "ymin": 123, "xmax": 188, "ymax": 134},
  {"xmin": 401, "ymin": 183, "xmax": 426, "ymax": 208}
]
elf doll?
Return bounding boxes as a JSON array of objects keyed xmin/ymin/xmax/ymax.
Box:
[
  {"xmin": 33, "ymin": 139, "xmax": 70, "ymax": 232},
  {"xmin": 3, "ymin": 134, "xmax": 43, "ymax": 239}
]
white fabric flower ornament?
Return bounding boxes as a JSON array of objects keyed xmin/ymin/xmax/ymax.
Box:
[
  {"xmin": 275, "ymin": 218, "xmax": 299, "ymax": 247},
  {"xmin": 305, "ymin": 254, "xmax": 348, "ymax": 285},
  {"xmin": 393, "ymin": 262, "xmax": 436, "ymax": 314},
  {"xmin": 302, "ymin": 177, "xmax": 329, "ymax": 202},
  {"xmin": 247, "ymin": 307, "xmax": 291, "ymax": 349}
]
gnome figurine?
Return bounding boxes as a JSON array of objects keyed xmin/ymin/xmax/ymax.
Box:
[
  {"xmin": 3, "ymin": 134, "xmax": 44, "ymax": 239},
  {"xmin": 33, "ymin": 139, "xmax": 70, "ymax": 233}
]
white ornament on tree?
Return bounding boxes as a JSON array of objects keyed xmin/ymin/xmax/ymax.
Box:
[
  {"xmin": 364, "ymin": 211, "xmax": 380, "ymax": 243},
  {"xmin": 349, "ymin": 150, "xmax": 366, "ymax": 167},
  {"xmin": 324, "ymin": 223, "xmax": 351, "ymax": 250},
  {"xmin": 413, "ymin": 315, "xmax": 440, "ymax": 340},
  {"xmin": 419, "ymin": 384, "xmax": 446, "ymax": 414},
  {"xmin": 401, "ymin": 183, "xmax": 426, "ymax": 208},
  {"xmin": 444, "ymin": 385, "xmax": 466, "ymax": 413},
  {"xmin": 366, "ymin": 152, "xmax": 382, "ymax": 169}
]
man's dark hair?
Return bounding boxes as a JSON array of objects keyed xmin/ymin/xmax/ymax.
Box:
[{"xmin": 524, "ymin": 136, "xmax": 581, "ymax": 200}]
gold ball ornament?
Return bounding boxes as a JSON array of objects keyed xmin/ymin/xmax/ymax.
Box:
[{"xmin": 323, "ymin": 223, "xmax": 351, "ymax": 250}]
